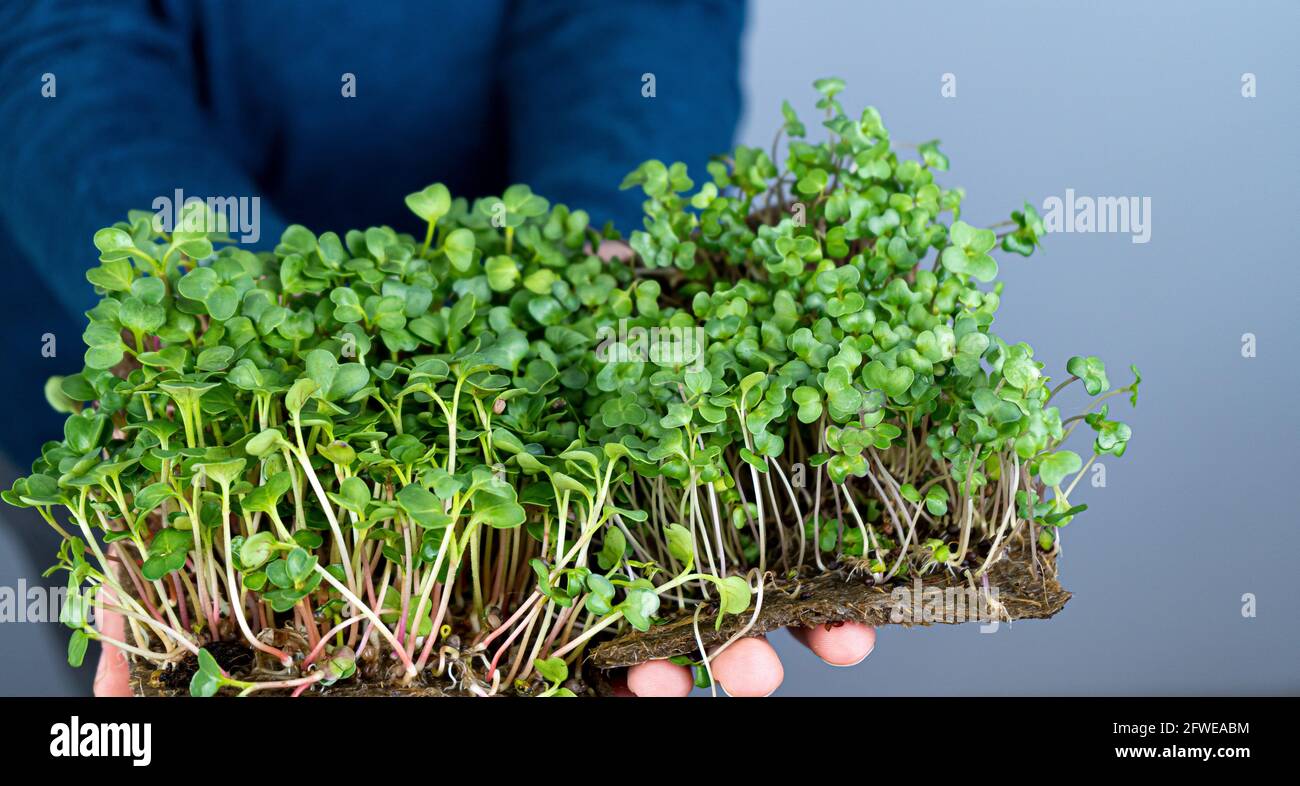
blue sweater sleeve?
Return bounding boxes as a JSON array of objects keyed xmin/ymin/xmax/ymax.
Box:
[
  {"xmin": 0, "ymin": 1, "xmax": 288, "ymax": 317},
  {"xmin": 499, "ymin": 0, "xmax": 745, "ymax": 232}
]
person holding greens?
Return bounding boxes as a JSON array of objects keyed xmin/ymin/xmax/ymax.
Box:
[{"xmin": 0, "ymin": 0, "xmax": 874, "ymax": 697}]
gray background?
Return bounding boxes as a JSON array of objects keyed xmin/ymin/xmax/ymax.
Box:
[{"xmin": 1, "ymin": 0, "xmax": 1296, "ymax": 696}]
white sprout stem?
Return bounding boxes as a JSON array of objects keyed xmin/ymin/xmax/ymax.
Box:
[
  {"xmin": 549, "ymin": 608, "xmax": 620, "ymax": 660},
  {"xmin": 1062, "ymin": 453, "xmax": 1098, "ymax": 499},
  {"xmin": 750, "ymin": 477, "xmax": 767, "ymax": 577},
  {"xmin": 977, "ymin": 454, "xmax": 1022, "ymax": 575},
  {"xmin": 947, "ymin": 458, "xmax": 980, "ymax": 566},
  {"xmin": 98, "ymin": 600, "xmax": 200, "ymax": 656},
  {"xmin": 405, "ymin": 518, "xmax": 457, "ymax": 660},
  {"xmin": 709, "ymin": 568, "xmax": 765, "ymax": 663},
  {"xmin": 88, "ymin": 629, "xmax": 174, "ymax": 661},
  {"xmin": 291, "ymin": 443, "xmax": 358, "ymax": 595},
  {"xmin": 520, "ymin": 601, "xmax": 556, "ymax": 679},
  {"xmin": 72, "ymin": 513, "xmax": 172, "ymax": 648},
  {"xmin": 692, "ymin": 605, "xmax": 717, "ymax": 698},
  {"xmin": 882, "ymin": 499, "xmax": 924, "ymax": 582},
  {"xmin": 811, "ymin": 421, "xmax": 828, "ymax": 571},
  {"xmin": 220, "ymin": 486, "xmax": 292, "ymax": 666},
  {"xmin": 611, "ymin": 514, "xmax": 654, "ymax": 563},
  {"xmin": 863, "ymin": 456, "xmax": 906, "ymax": 548},
  {"xmin": 687, "ymin": 475, "xmax": 720, "ymax": 584},
  {"xmin": 312, "ymin": 564, "xmax": 416, "ymax": 676},
  {"xmin": 836, "ymin": 482, "xmax": 883, "ymax": 570},
  {"xmin": 770, "ymin": 457, "xmax": 807, "ymax": 570},
  {"xmin": 762, "ymin": 469, "xmax": 790, "ymax": 571},
  {"xmin": 704, "ymin": 480, "xmax": 730, "ymax": 574}
]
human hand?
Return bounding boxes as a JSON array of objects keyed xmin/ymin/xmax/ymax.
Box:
[
  {"xmin": 593, "ymin": 239, "xmax": 634, "ymax": 262},
  {"xmin": 92, "ymin": 603, "xmax": 131, "ymax": 697},
  {"xmin": 615, "ymin": 622, "xmax": 876, "ymax": 697}
]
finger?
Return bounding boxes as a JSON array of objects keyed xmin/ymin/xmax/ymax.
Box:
[
  {"xmin": 93, "ymin": 604, "xmax": 131, "ymax": 697},
  {"xmin": 625, "ymin": 659, "xmax": 694, "ymax": 697},
  {"xmin": 712, "ymin": 636, "xmax": 783, "ymax": 697},
  {"xmin": 791, "ymin": 621, "xmax": 876, "ymax": 667},
  {"xmin": 594, "ymin": 239, "xmax": 634, "ymax": 262}
]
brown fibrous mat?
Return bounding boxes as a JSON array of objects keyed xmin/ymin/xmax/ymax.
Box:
[
  {"xmin": 128, "ymin": 546, "xmax": 1066, "ymax": 695},
  {"xmin": 589, "ymin": 545, "xmax": 1069, "ymax": 669}
]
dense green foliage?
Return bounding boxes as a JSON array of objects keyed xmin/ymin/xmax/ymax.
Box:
[{"xmin": 4, "ymin": 80, "xmax": 1136, "ymax": 695}]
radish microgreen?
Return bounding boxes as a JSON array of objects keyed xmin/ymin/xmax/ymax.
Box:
[{"xmin": 4, "ymin": 79, "xmax": 1136, "ymax": 696}]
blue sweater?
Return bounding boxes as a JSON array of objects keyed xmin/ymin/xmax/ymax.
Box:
[{"xmin": 0, "ymin": 0, "xmax": 744, "ymax": 463}]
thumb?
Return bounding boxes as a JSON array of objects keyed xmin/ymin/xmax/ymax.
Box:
[
  {"xmin": 790, "ymin": 621, "xmax": 876, "ymax": 667},
  {"xmin": 92, "ymin": 597, "xmax": 132, "ymax": 697},
  {"xmin": 623, "ymin": 659, "xmax": 694, "ymax": 697}
]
